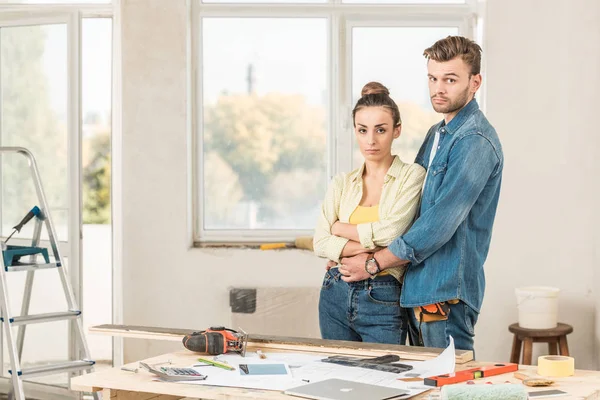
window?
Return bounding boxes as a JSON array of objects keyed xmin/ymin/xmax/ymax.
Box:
[
  {"xmin": 201, "ymin": 18, "xmax": 328, "ymax": 233},
  {"xmin": 1, "ymin": 23, "xmax": 68, "ymax": 241},
  {"xmin": 194, "ymin": 1, "xmax": 476, "ymax": 244}
]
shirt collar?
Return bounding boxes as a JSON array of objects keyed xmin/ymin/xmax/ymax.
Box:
[
  {"xmin": 440, "ymin": 98, "xmax": 479, "ymax": 135},
  {"xmin": 351, "ymin": 155, "xmax": 405, "ymax": 183}
]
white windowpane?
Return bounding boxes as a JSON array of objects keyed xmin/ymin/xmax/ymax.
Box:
[
  {"xmin": 0, "ymin": 24, "xmax": 69, "ymax": 241},
  {"xmin": 82, "ymin": 17, "xmax": 113, "ymax": 369},
  {"xmin": 0, "ymin": 24, "xmax": 70, "ymax": 388},
  {"xmin": 351, "ymin": 26, "xmax": 458, "ymax": 167},
  {"xmin": 201, "ymin": 18, "xmax": 328, "ymax": 231}
]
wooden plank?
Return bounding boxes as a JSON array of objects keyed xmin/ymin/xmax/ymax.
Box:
[{"xmin": 90, "ymin": 324, "xmax": 473, "ymax": 363}]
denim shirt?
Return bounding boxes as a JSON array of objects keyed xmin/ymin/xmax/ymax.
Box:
[{"xmin": 388, "ymin": 99, "xmax": 503, "ymax": 313}]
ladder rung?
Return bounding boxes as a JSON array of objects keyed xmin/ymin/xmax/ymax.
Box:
[
  {"xmin": 10, "ymin": 360, "xmax": 95, "ymax": 378},
  {"xmin": 5, "ymin": 262, "xmax": 60, "ymax": 272},
  {"xmin": 7, "ymin": 311, "xmax": 81, "ymax": 326}
]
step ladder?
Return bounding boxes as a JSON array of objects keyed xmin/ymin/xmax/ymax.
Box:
[{"xmin": 0, "ymin": 147, "xmax": 97, "ymax": 400}]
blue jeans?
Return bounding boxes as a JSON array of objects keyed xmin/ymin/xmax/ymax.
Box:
[
  {"xmin": 318, "ymin": 268, "xmax": 407, "ymax": 345},
  {"xmin": 406, "ymin": 300, "xmax": 479, "ymax": 354}
]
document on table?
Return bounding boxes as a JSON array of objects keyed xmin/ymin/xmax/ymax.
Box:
[
  {"xmin": 404, "ymin": 336, "xmax": 456, "ymax": 378},
  {"xmin": 176, "ymin": 352, "xmax": 317, "ymax": 391},
  {"xmin": 178, "ymin": 337, "xmax": 456, "ymax": 396}
]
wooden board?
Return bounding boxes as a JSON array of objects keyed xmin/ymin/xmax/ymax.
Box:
[{"xmin": 90, "ymin": 324, "xmax": 473, "ymax": 363}]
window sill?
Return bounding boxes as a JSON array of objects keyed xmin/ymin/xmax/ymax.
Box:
[{"xmin": 193, "ymin": 239, "xmax": 313, "ymax": 251}]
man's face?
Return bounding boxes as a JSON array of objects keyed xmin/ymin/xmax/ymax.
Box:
[{"xmin": 427, "ymin": 56, "xmax": 481, "ymax": 115}]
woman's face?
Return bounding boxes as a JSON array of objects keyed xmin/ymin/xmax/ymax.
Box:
[{"xmin": 354, "ymin": 106, "xmax": 400, "ymax": 162}]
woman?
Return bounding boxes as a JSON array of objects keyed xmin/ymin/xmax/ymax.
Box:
[{"xmin": 313, "ymin": 82, "xmax": 425, "ymax": 344}]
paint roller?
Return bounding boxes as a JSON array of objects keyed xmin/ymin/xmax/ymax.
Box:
[{"xmin": 439, "ymin": 384, "xmax": 528, "ymax": 400}]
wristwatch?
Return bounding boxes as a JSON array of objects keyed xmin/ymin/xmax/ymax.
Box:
[{"xmin": 365, "ymin": 255, "xmax": 381, "ymax": 276}]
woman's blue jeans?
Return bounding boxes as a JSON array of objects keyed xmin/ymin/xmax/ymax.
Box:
[{"xmin": 318, "ymin": 267, "xmax": 407, "ymax": 345}]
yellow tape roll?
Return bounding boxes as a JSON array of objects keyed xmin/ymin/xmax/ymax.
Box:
[{"xmin": 537, "ymin": 355, "xmax": 575, "ymax": 377}]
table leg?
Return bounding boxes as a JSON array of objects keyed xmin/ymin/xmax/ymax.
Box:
[{"xmin": 548, "ymin": 340, "xmax": 558, "ymax": 355}]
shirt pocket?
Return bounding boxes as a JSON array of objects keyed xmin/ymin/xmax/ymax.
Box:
[
  {"xmin": 430, "ymin": 162, "xmax": 447, "ymax": 177},
  {"xmin": 425, "ymin": 162, "xmax": 447, "ymax": 205}
]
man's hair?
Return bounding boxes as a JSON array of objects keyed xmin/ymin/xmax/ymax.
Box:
[{"xmin": 423, "ymin": 36, "xmax": 482, "ymax": 75}]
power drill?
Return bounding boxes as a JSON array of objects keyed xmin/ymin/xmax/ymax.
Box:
[{"xmin": 182, "ymin": 326, "xmax": 248, "ymax": 356}]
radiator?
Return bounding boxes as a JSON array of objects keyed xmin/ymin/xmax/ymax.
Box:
[{"xmin": 230, "ymin": 287, "xmax": 321, "ymax": 338}]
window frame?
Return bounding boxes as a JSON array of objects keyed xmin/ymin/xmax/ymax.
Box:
[{"xmin": 193, "ymin": 0, "xmax": 477, "ymax": 245}]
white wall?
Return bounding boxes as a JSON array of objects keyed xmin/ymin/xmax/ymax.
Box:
[
  {"xmin": 120, "ymin": 0, "xmax": 600, "ymax": 368},
  {"xmin": 479, "ymin": 0, "xmax": 600, "ymax": 369}
]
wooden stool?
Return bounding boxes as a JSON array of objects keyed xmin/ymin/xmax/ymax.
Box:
[{"xmin": 509, "ymin": 322, "xmax": 573, "ymax": 365}]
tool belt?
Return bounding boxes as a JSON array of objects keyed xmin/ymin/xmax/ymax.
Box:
[{"xmin": 414, "ymin": 299, "xmax": 459, "ymax": 323}]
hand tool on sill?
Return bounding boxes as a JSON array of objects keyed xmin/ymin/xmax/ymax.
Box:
[
  {"xmin": 182, "ymin": 326, "xmax": 248, "ymax": 356},
  {"xmin": 321, "ymin": 354, "xmax": 413, "ymax": 373},
  {"xmin": 513, "ymin": 371, "xmax": 554, "ymax": 387},
  {"xmin": 259, "ymin": 236, "xmax": 313, "ymax": 251},
  {"xmin": 424, "ymin": 362, "xmax": 518, "ymax": 387}
]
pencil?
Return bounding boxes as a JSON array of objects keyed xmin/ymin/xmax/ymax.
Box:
[{"xmin": 196, "ymin": 356, "xmax": 236, "ymax": 371}]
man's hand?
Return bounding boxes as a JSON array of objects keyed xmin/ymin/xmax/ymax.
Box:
[
  {"xmin": 339, "ymin": 253, "xmax": 371, "ymax": 282},
  {"xmin": 325, "ymin": 260, "xmax": 337, "ymax": 271}
]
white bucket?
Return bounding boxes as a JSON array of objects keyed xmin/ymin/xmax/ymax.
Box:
[{"xmin": 515, "ymin": 286, "xmax": 560, "ymax": 329}]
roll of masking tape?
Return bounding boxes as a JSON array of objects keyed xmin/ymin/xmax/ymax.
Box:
[{"xmin": 537, "ymin": 355, "xmax": 575, "ymax": 377}]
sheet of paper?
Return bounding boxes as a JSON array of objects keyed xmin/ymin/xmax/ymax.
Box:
[
  {"xmin": 403, "ymin": 335, "xmax": 456, "ymax": 378},
  {"xmin": 177, "ymin": 352, "xmax": 312, "ymax": 391}
]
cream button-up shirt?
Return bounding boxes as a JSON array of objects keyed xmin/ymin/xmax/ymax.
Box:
[{"xmin": 313, "ymin": 156, "xmax": 426, "ymax": 281}]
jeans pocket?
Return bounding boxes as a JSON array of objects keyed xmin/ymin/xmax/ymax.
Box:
[
  {"xmin": 366, "ymin": 284, "xmax": 400, "ymax": 306},
  {"xmin": 321, "ymin": 270, "xmax": 335, "ymax": 290}
]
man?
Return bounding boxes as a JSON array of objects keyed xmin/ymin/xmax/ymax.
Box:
[{"xmin": 336, "ymin": 36, "xmax": 503, "ymax": 352}]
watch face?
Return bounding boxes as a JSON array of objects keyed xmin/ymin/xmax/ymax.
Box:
[{"xmin": 366, "ymin": 259, "xmax": 378, "ymax": 275}]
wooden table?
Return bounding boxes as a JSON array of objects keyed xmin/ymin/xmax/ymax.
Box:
[
  {"xmin": 72, "ymin": 325, "xmax": 600, "ymax": 399},
  {"xmin": 71, "ymin": 350, "xmax": 600, "ymax": 400}
]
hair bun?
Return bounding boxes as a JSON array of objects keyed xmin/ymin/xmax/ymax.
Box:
[{"xmin": 361, "ymin": 82, "xmax": 390, "ymax": 96}]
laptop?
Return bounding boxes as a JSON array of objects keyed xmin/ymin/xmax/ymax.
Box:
[{"xmin": 284, "ymin": 378, "xmax": 409, "ymax": 400}]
